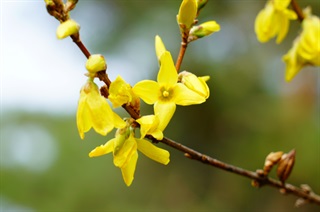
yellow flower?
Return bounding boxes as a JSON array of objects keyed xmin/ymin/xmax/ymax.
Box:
[
  {"xmin": 76, "ymin": 79, "xmax": 126, "ymax": 139},
  {"xmin": 177, "ymin": 0, "xmax": 198, "ymax": 30},
  {"xmin": 56, "ymin": 19, "xmax": 80, "ymax": 39},
  {"xmin": 254, "ymin": 0, "xmax": 297, "ymax": 44},
  {"xmin": 283, "ymin": 13, "xmax": 320, "ymax": 81},
  {"xmin": 108, "ymin": 75, "xmax": 139, "ymax": 109},
  {"xmin": 136, "ymin": 115, "xmax": 163, "ymax": 140},
  {"xmin": 178, "ymin": 71, "xmax": 210, "ymax": 99},
  {"xmin": 89, "ymin": 129, "xmax": 170, "ymax": 186},
  {"xmin": 133, "ymin": 51, "xmax": 205, "ymax": 131}
]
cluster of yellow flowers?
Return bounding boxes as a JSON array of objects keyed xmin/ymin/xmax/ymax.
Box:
[
  {"xmin": 54, "ymin": 0, "xmax": 219, "ymax": 186},
  {"xmin": 255, "ymin": 0, "xmax": 319, "ymax": 82}
]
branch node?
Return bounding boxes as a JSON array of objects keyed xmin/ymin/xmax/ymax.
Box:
[{"xmin": 184, "ymin": 153, "xmax": 192, "ymax": 159}]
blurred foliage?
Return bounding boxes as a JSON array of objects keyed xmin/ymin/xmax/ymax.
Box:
[{"xmin": 1, "ymin": 0, "xmax": 319, "ymax": 211}]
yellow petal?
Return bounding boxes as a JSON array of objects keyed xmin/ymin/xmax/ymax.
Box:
[
  {"xmin": 154, "ymin": 101, "xmax": 176, "ymax": 131},
  {"xmin": 121, "ymin": 151, "xmax": 138, "ymax": 186},
  {"xmin": 87, "ymin": 93, "xmax": 116, "ymax": 136},
  {"xmin": 109, "ymin": 75, "xmax": 133, "ymax": 108},
  {"xmin": 137, "ymin": 139, "xmax": 170, "ymax": 165},
  {"xmin": 283, "ymin": 43, "xmax": 303, "ymax": 82},
  {"xmin": 113, "ymin": 135, "xmax": 137, "ymax": 168},
  {"xmin": 157, "ymin": 51, "xmax": 178, "ymax": 86},
  {"xmin": 276, "ymin": 13, "xmax": 289, "ymax": 44},
  {"xmin": 133, "ymin": 80, "xmax": 159, "ymax": 104},
  {"xmin": 76, "ymin": 93, "xmax": 91, "ymax": 139},
  {"xmin": 179, "ymin": 71, "xmax": 210, "ymax": 99},
  {"xmin": 155, "ymin": 35, "xmax": 167, "ymax": 61},
  {"xmin": 89, "ymin": 139, "xmax": 115, "ymax": 157},
  {"xmin": 273, "ymin": 0, "xmax": 290, "ymax": 11},
  {"xmin": 172, "ymin": 83, "xmax": 205, "ymax": 106},
  {"xmin": 136, "ymin": 115, "xmax": 163, "ymax": 140},
  {"xmin": 150, "ymin": 129, "xmax": 164, "ymax": 140}
]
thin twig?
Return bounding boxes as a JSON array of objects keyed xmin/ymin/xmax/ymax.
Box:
[
  {"xmin": 160, "ymin": 136, "xmax": 320, "ymax": 205},
  {"xmin": 175, "ymin": 41, "xmax": 188, "ymax": 72},
  {"xmin": 291, "ymin": 0, "xmax": 304, "ymax": 22}
]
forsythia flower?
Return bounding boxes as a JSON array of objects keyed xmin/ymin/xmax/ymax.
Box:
[
  {"xmin": 283, "ymin": 12, "xmax": 320, "ymax": 81},
  {"xmin": 108, "ymin": 75, "xmax": 140, "ymax": 111},
  {"xmin": 133, "ymin": 51, "xmax": 206, "ymax": 131},
  {"xmin": 255, "ymin": 0, "xmax": 297, "ymax": 43},
  {"xmin": 76, "ymin": 79, "xmax": 126, "ymax": 139},
  {"xmin": 89, "ymin": 128, "xmax": 170, "ymax": 186}
]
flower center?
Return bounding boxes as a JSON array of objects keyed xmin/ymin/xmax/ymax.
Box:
[
  {"xmin": 160, "ymin": 87, "xmax": 173, "ymax": 102},
  {"xmin": 163, "ymin": 90, "xmax": 170, "ymax": 97}
]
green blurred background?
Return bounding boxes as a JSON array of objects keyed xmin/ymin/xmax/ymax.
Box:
[{"xmin": 1, "ymin": 0, "xmax": 319, "ymax": 211}]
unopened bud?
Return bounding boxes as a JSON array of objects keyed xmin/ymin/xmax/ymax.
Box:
[
  {"xmin": 85, "ymin": 54, "xmax": 107, "ymax": 74},
  {"xmin": 263, "ymin": 151, "xmax": 283, "ymax": 175},
  {"xmin": 178, "ymin": 71, "xmax": 210, "ymax": 99},
  {"xmin": 277, "ymin": 149, "xmax": 296, "ymax": 183},
  {"xmin": 177, "ymin": 0, "xmax": 198, "ymax": 31},
  {"xmin": 56, "ymin": 19, "xmax": 80, "ymax": 39},
  {"xmin": 189, "ymin": 21, "xmax": 220, "ymax": 42},
  {"xmin": 45, "ymin": 0, "xmax": 64, "ymax": 20}
]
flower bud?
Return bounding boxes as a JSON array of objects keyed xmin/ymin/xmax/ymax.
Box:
[
  {"xmin": 263, "ymin": 151, "xmax": 283, "ymax": 175},
  {"xmin": 277, "ymin": 149, "xmax": 296, "ymax": 183},
  {"xmin": 85, "ymin": 54, "xmax": 107, "ymax": 74},
  {"xmin": 155, "ymin": 35, "xmax": 167, "ymax": 62},
  {"xmin": 56, "ymin": 19, "xmax": 80, "ymax": 39},
  {"xmin": 189, "ymin": 21, "xmax": 220, "ymax": 42},
  {"xmin": 177, "ymin": 0, "xmax": 198, "ymax": 31},
  {"xmin": 178, "ymin": 71, "xmax": 210, "ymax": 99},
  {"xmin": 108, "ymin": 75, "xmax": 140, "ymax": 113}
]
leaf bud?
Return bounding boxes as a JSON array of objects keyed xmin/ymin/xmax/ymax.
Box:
[
  {"xmin": 263, "ymin": 151, "xmax": 283, "ymax": 175},
  {"xmin": 85, "ymin": 54, "xmax": 107, "ymax": 74},
  {"xmin": 277, "ymin": 149, "xmax": 296, "ymax": 183},
  {"xmin": 56, "ymin": 19, "xmax": 80, "ymax": 39}
]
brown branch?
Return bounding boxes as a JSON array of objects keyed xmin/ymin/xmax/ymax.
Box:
[
  {"xmin": 70, "ymin": 35, "xmax": 91, "ymax": 59},
  {"xmin": 175, "ymin": 41, "xmax": 188, "ymax": 72},
  {"xmin": 160, "ymin": 136, "xmax": 320, "ymax": 206},
  {"xmin": 69, "ymin": 24, "xmax": 320, "ymax": 207},
  {"xmin": 291, "ymin": 0, "xmax": 304, "ymax": 22}
]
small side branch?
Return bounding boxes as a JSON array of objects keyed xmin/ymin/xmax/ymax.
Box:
[{"xmin": 291, "ymin": 0, "xmax": 304, "ymax": 22}]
